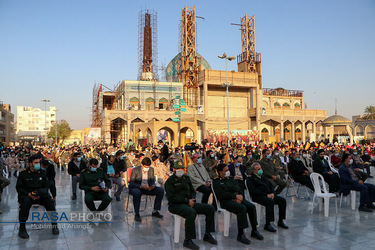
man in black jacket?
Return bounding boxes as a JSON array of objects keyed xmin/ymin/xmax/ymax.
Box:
[
  {"xmin": 158, "ymin": 140, "xmax": 169, "ymax": 162},
  {"xmin": 101, "ymin": 155, "xmax": 125, "ymax": 201},
  {"xmin": 247, "ymin": 162, "xmax": 288, "ymax": 233},
  {"xmin": 129, "ymin": 157, "xmax": 164, "ymax": 222},
  {"xmin": 288, "ymin": 151, "xmax": 314, "ymax": 191},
  {"xmin": 68, "ymin": 152, "xmax": 87, "ymax": 200},
  {"xmin": 313, "ymin": 149, "xmax": 340, "ymax": 193},
  {"xmin": 41, "ymin": 159, "xmax": 56, "ymax": 202}
]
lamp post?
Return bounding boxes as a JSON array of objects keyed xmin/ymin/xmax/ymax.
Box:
[
  {"xmin": 218, "ymin": 53, "xmax": 235, "ymax": 147},
  {"xmin": 54, "ymin": 109, "xmax": 59, "ymax": 145},
  {"xmin": 41, "ymin": 99, "xmax": 50, "ymax": 144}
]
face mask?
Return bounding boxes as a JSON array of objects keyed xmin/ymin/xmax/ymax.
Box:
[
  {"xmin": 143, "ymin": 167, "xmax": 150, "ymax": 172},
  {"xmin": 210, "ymin": 154, "xmax": 215, "ymax": 158},
  {"xmin": 11, "ymin": 155, "xmax": 15, "ymax": 158},
  {"xmin": 41, "ymin": 166, "xmax": 47, "ymax": 171},
  {"xmin": 120, "ymin": 155, "xmax": 124, "ymax": 160},
  {"xmin": 348, "ymin": 159, "xmax": 353, "ymax": 165},
  {"xmin": 257, "ymin": 169, "xmax": 263, "ymax": 176},
  {"xmin": 335, "ymin": 153, "xmax": 339, "ymax": 156},
  {"xmin": 33, "ymin": 164, "xmax": 41, "ymax": 171},
  {"xmin": 176, "ymin": 153, "xmax": 180, "ymax": 155},
  {"xmin": 225, "ymin": 171, "xmax": 230, "ymax": 177},
  {"xmin": 266, "ymin": 155, "xmax": 271, "ymax": 159},
  {"xmin": 296, "ymin": 158, "xmax": 300, "ymax": 161},
  {"xmin": 235, "ymin": 162, "xmax": 241, "ymax": 167},
  {"xmin": 90, "ymin": 167, "xmax": 97, "ymax": 172},
  {"xmin": 353, "ymin": 152, "xmax": 357, "ymax": 155},
  {"xmin": 302, "ymin": 154, "xmax": 307, "ymax": 158},
  {"xmin": 365, "ymin": 153, "xmax": 368, "ymax": 155},
  {"xmin": 176, "ymin": 169, "xmax": 184, "ymax": 177},
  {"xmin": 131, "ymin": 153, "xmax": 134, "ymax": 156},
  {"xmin": 248, "ymin": 154, "xmax": 252, "ymax": 158},
  {"xmin": 275, "ymin": 153, "xmax": 279, "ymax": 156},
  {"xmin": 77, "ymin": 156, "xmax": 82, "ymax": 162},
  {"xmin": 197, "ymin": 158, "xmax": 202, "ymax": 164}
]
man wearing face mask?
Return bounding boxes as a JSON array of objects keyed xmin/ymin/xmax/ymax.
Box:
[
  {"xmin": 313, "ymin": 149, "xmax": 340, "ymax": 193},
  {"xmin": 101, "ymin": 155, "xmax": 125, "ymax": 201},
  {"xmin": 300, "ymin": 150, "xmax": 313, "ymax": 173},
  {"xmin": 244, "ymin": 150, "xmax": 256, "ymax": 175},
  {"xmin": 213, "ymin": 163, "xmax": 263, "ymax": 244},
  {"xmin": 203, "ymin": 150, "xmax": 219, "ymax": 180},
  {"xmin": 40, "ymin": 159, "xmax": 57, "ymax": 202},
  {"xmin": 16, "ymin": 154, "xmax": 59, "ymax": 239},
  {"xmin": 187, "ymin": 154, "xmax": 216, "ymax": 209},
  {"xmin": 68, "ymin": 152, "xmax": 87, "ymax": 200},
  {"xmin": 159, "ymin": 140, "xmax": 170, "ymax": 163},
  {"xmin": 287, "ymin": 151, "xmax": 314, "ymax": 191},
  {"xmin": 79, "ymin": 158, "xmax": 112, "ymax": 211},
  {"xmin": 247, "ymin": 163, "xmax": 288, "ymax": 232},
  {"xmin": 129, "ymin": 157, "xmax": 164, "ymax": 222},
  {"xmin": 330, "ymin": 150, "xmax": 342, "ymax": 169},
  {"xmin": 272, "ymin": 148, "xmax": 285, "ymax": 174},
  {"xmin": 339, "ymin": 154, "xmax": 375, "ymax": 212},
  {"xmin": 166, "ymin": 161, "xmax": 217, "ymax": 250},
  {"xmin": 5, "ymin": 151, "xmax": 20, "ymax": 177},
  {"xmin": 259, "ymin": 149, "xmax": 286, "ymax": 195},
  {"xmin": 360, "ymin": 150, "xmax": 374, "ymax": 178},
  {"xmin": 228, "ymin": 156, "xmax": 247, "ymax": 192}
]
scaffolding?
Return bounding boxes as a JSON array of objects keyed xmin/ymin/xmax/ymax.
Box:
[
  {"xmin": 236, "ymin": 14, "xmax": 257, "ymax": 73},
  {"xmin": 138, "ymin": 9, "xmax": 158, "ymax": 81},
  {"xmin": 179, "ymin": 6, "xmax": 198, "ymax": 106}
]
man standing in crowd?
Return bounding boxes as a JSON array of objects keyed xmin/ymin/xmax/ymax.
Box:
[
  {"xmin": 68, "ymin": 152, "xmax": 87, "ymax": 200},
  {"xmin": 165, "ymin": 161, "xmax": 217, "ymax": 250},
  {"xmin": 128, "ymin": 157, "xmax": 164, "ymax": 222}
]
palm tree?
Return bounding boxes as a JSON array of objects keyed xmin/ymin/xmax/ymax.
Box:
[{"xmin": 363, "ymin": 105, "xmax": 375, "ymax": 120}]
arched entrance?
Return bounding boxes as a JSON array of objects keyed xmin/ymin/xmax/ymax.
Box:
[
  {"xmin": 157, "ymin": 127, "xmax": 175, "ymax": 146},
  {"xmin": 355, "ymin": 125, "xmax": 364, "ymax": 136},
  {"xmin": 261, "ymin": 128, "xmax": 269, "ymax": 141},
  {"xmin": 365, "ymin": 124, "xmax": 375, "ymax": 139},
  {"xmin": 110, "ymin": 117, "xmax": 126, "ymax": 146},
  {"xmin": 180, "ymin": 127, "xmax": 194, "ymax": 145}
]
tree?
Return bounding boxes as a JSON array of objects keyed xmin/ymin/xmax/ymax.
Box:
[
  {"xmin": 363, "ymin": 105, "xmax": 375, "ymax": 120},
  {"xmin": 47, "ymin": 120, "xmax": 72, "ymax": 143}
]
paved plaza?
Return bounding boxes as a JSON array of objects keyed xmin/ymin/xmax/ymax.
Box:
[{"xmin": 1, "ymin": 168, "xmax": 375, "ymax": 250}]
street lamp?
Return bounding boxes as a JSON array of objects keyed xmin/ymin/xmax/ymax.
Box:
[
  {"xmin": 218, "ymin": 53, "xmax": 235, "ymax": 147},
  {"xmin": 41, "ymin": 99, "xmax": 50, "ymax": 144},
  {"xmin": 54, "ymin": 109, "xmax": 59, "ymax": 145}
]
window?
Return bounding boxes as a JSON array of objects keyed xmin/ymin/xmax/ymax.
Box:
[
  {"xmin": 282, "ymin": 103, "xmax": 290, "ymax": 108},
  {"xmin": 294, "ymin": 103, "xmax": 301, "ymax": 109},
  {"xmin": 129, "ymin": 97, "xmax": 140, "ymax": 110},
  {"xmin": 159, "ymin": 97, "xmax": 168, "ymax": 110},
  {"xmin": 274, "ymin": 102, "xmax": 281, "ymax": 108},
  {"xmin": 145, "ymin": 97, "xmax": 155, "ymax": 111}
]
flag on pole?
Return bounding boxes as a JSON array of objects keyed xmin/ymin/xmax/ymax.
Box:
[
  {"xmin": 183, "ymin": 152, "xmax": 193, "ymax": 173},
  {"xmin": 305, "ymin": 142, "xmax": 310, "ymax": 150}
]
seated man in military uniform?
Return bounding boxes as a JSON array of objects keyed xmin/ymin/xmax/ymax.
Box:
[
  {"xmin": 79, "ymin": 158, "xmax": 112, "ymax": 211},
  {"xmin": 16, "ymin": 154, "xmax": 59, "ymax": 239},
  {"xmin": 165, "ymin": 161, "xmax": 217, "ymax": 250},
  {"xmin": 213, "ymin": 163, "xmax": 263, "ymax": 245},
  {"xmin": 247, "ymin": 162, "xmax": 289, "ymax": 233}
]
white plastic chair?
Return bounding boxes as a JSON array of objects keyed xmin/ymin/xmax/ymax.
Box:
[
  {"xmin": 82, "ymin": 189, "xmax": 112, "ymax": 221},
  {"xmin": 310, "ymin": 173, "xmax": 338, "ymax": 217},
  {"xmin": 172, "ymin": 213, "xmax": 201, "ymax": 243},
  {"xmin": 340, "ymin": 190, "xmax": 357, "ymax": 210},
  {"xmin": 211, "ymin": 185, "xmax": 233, "ymax": 237}
]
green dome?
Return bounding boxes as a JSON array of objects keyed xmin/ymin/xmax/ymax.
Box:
[{"xmin": 165, "ymin": 52, "xmax": 211, "ymax": 82}]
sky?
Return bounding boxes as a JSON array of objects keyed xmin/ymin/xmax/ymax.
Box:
[{"xmin": 0, "ymin": 0, "xmax": 374, "ymax": 130}]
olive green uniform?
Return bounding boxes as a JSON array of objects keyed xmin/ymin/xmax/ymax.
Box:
[
  {"xmin": 259, "ymin": 158, "xmax": 286, "ymax": 194},
  {"xmin": 79, "ymin": 168, "xmax": 112, "ymax": 211},
  {"xmin": 213, "ymin": 177, "xmax": 258, "ymax": 231},
  {"xmin": 244, "ymin": 157, "xmax": 256, "ymax": 175},
  {"xmin": 203, "ymin": 157, "xmax": 218, "ymax": 179},
  {"xmin": 165, "ymin": 174, "xmax": 215, "ymax": 240}
]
